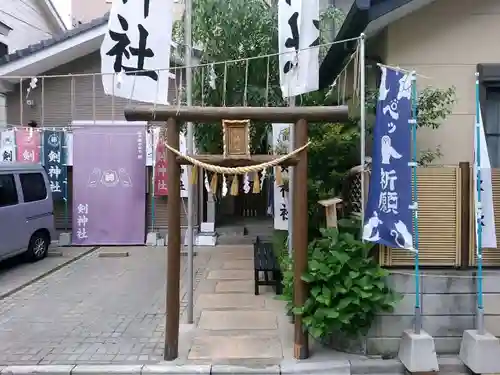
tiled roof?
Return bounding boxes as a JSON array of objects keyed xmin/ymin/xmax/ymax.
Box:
[{"xmin": 0, "ymin": 13, "xmax": 110, "ymax": 67}]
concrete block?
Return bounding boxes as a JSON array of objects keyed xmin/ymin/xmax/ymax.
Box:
[
  {"xmin": 58, "ymin": 232, "xmax": 71, "ymax": 246},
  {"xmin": 387, "ymin": 273, "xmax": 417, "ymax": 294},
  {"xmin": 366, "ymin": 336, "xmax": 462, "ymax": 356},
  {"xmin": 380, "ymin": 294, "xmax": 475, "ymax": 316},
  {"xmin": 72, "ymin": 365, "xmax": 143, "ymax": 375},
  {"xmin": 368, "ymin": 315, "xmax": 474, "ymax": 338},
  {"xmin": 196, "ymin": 234, "xmax": 216, "ymax": 246},
  {"xmin": 459, "ymin": 329, "xmax": 500, "ymax": 374},
  {"xmin": 422, "ymin": 270, "xmax": 475, "ymax": 294},
  {"xmin": 280, "ymin": 359, "xmax": 350, "ymax": 375},
  {"xmin": 142, "ymin": 364, "xmax": 211, "ymax": 374},
  {"xmin": 188, "ymin": 336, "xmax": 282, "ymax": 360},
  {"xmin": 198, "ymin": 310, "xmax": 277, "ymax": 330},
  {"xmin": 157, "ymin": 237, "xmax": 165, "ymax": 246},
  {"xmin": 207, "ymin": 270, "xmax": 253, "ymax": 280},
  {"xmin": 146, "ymin": 232, "xmax": 159, "ymax": 246},
  {"xmin": 482, "ymin": 272, "xmax": 500, "ymax": 293},
  {"xmin": 195, "ymin": 293, "xmax": 265, "ymax": 309},
  {"xmin": 2, "ymin": 366, "xmax": 75, "ymax": 375},
  {"xmin": 211, "ymin": 365, "xmax": 279, "ymax": 374},
  {"xmin": 398, "ymin": 330, "xmax": 439, "ymax": 372},
  {"xmin": 485, "ymin": 315, "xmax": 500, "ymax": 336},
  {"xmin": 200, "ymin": 222, "xmax": 215, "ymax": 233},
  {"xmin": 483, "ymin": 293, "xmax": 500, "ymax": 314},
  {"xmin": 216, "ymin": 280, "xmax": 254, "ymax": 293}
]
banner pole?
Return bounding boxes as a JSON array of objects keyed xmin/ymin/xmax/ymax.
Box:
[
  {"xmin": 185, "ymin": 0, "xmax": 195, "ymax": 325},
  {"xmin": 288, "ymin": 97, "xmax": 294, "ymax": 258},
  {"xmin": 151, "ymin": 129, "xmax": 156, "ymax": 232},
  {"xmin": 410, "ymin": 72, "xmax": 421, "ymax": 334},
  {"xmin": 63, "ymin": 132, "xmax": 69, "ymax": 234},
  {"xmin": 359, "ymin": 33, "xmax": 366, "ymax": 232},
  {"xmin": 475, "ymin": 72, "xmax": 485, "ymax": 335}
]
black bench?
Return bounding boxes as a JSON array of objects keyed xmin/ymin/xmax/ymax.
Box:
[{"xmin": 253, "ymin": 236, "xmax": 282, "ymax": 295}]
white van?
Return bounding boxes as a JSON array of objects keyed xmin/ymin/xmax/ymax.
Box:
[{"xmin": 0, "ymin": 163, "xmax": 56, "ymax": 262}]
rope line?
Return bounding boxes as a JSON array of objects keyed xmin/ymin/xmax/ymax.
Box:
[{"xmin": 164, "ymin": 142, "xmax": 310, "ymax": 174}]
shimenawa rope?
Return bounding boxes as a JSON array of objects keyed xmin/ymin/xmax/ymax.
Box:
[{"xmin": 164, "ymin": 142, "xmax": 310, "ymax": 175}]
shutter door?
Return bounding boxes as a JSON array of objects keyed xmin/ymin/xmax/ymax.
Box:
[
  {"xmin": 380, "ymin": 167, "xmax": 461, "ymax": 267},
  {"xmin": 54, "ymin": 167, "xmax": 73, "ymax": 230},
  {"xmin": 146, "ymin": 167, "xmax": 188, "ymax": 234}
]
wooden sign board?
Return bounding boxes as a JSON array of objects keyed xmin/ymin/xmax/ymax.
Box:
[{"xmin": 222, "ymin": 119, "xmax": 250, "ymax": 159}]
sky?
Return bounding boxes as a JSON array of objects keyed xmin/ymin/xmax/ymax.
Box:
[{"xmin": 51, "ymin": 0, "xmax": 72, "ymax": 28}]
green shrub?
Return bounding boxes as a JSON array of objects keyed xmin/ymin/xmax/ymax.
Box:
[{"xmin": 280, "ymin": 217, "xmax": 401, "ymax": 340}]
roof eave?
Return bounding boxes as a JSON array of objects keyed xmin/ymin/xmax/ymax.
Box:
[{"xmin": 318, "ymin": 0, "xmax": 371, "ymax": 90}]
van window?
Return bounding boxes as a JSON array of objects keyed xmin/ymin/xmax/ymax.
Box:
[
  {"xmin": 0, "ymin": 174, "xmax": 18, "ymax": 207},
  {"xmin": 20, "ymin": 173, "xmax": 47, "ymax": 203}
]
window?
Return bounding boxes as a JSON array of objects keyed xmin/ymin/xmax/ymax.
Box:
[
  {"xmin": 0, "ymin": 174, "xmax": 18, "ymax": 207},
  {"xmin": 19, "ymin": 173, "xmax": 47, "ymax": 203},
  {"xmin": 484, "ymin": 87, "xmax": 500, "ymax": 168},
  {"xmin": 0, "ymin": 42, "xmax": 7, "ymax": 58}
]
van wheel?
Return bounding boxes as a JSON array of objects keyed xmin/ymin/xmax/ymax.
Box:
[{"xmin": 26, "ymin": 232, "xmax": 49, "ymax": 262}]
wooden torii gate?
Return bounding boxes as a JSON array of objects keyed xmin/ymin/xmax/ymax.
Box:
[{"xmin": 124, "ymin": 105, "xmax": 349, "ymax": 361}]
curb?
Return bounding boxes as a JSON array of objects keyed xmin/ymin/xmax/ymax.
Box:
[
  {"xmin": 0, "ymin": 357, "xmax": 469, "ymax": 374},
  {"xmin": 0, "ymin": 246, "xmax": 100, "ymax": 301},
  {"xmin": 0, "ymin": 361, "xmax": 351, "ymax": 375}
]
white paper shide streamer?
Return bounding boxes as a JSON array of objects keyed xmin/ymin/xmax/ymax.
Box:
[
  {"xmin": 474, "ymin": 108, "xmax": 497, "ymax": 252},
  {"xmin": 100, "ymin": 0, "xmax": 175, "ymax": 104},
  {"xmin": 278, "ymin": 0, "xmax": 319, "ymax": 98}
]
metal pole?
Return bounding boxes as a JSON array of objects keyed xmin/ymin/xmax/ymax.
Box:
[
  {"xmin": 359, "ymin": 33, "xmax": 366, "ymax": 231},
  {"xmin": 475, "ymin": 72, "xmax": 485, "ymax": 335},
  {"xmin": 164, "ymin": 119, "xmax": 181, "ymax": 360},
  {"xmin": 288, "ymin": 96, "xmax": 295, "ymax": 257},
  {"xmin": 185, "ymin": 0, "xmax": 195, "ymax": 325},
  {"xmin": 410, "ymin": 72, "xmax": 421, "ymax": 334}
]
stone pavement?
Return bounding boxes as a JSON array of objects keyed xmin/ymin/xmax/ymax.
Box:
[
  {"xmin": 180, "ymin": 245, "xmax": 291, "ymax": 365},
  {"xmin": 0, "ymin": 244, "xmax": 471, "ymax": 373},
  {"xmin": 0, "ymin": 246, "xmax": 96, "ymax": 300},
  {"xmin": 0, "ymin": 246, "xmax": 206, "ymax": 365}
]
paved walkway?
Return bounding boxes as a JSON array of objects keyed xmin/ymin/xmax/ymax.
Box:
[
  {"xmin": 181, "ymin": 245, "xmax": 291, "ymax": 365},
  {"xmin": 0, "ymin": 245, "xmax": 291, "ymax": 366},
  {"xmin": 0, "ymin": 246, "xmax": 95, "ymax": 300}
]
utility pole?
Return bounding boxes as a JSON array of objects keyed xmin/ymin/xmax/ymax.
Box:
[{"xmin": 185, "ymin": 0, "xmax": 194, "ymax": 324}]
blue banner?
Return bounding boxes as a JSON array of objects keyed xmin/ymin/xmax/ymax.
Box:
[
  {"xmin": 363, "ymin": 67, "xmax": 414, "ymax": 250},
  {"xmin": 42, "ymin": 131, "xmax": 67, "ymax": 200}
]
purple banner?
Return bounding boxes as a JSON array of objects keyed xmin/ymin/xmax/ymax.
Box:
[{"xmin": 72, "ymin": 125, "xmax": 146, "ymax": 245}]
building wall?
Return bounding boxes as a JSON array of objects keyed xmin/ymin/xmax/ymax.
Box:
[
  {"xmin": 0, "ymin": 0, "xmax": 60, "ymax": 53},
  {"xmin": 70, "ymin": 0, "xmax": 111, "ymax": 26},
  {"xmin": 329, "ymin": 271, "xmax": 500, "ymax": 355},
  {"xmin": 70, "ymin": 0, "xmax": 185, "ymax": 27},
  {"xmin": 384, "ymin": 0, "xmax": 500, "ymax": 165},
  {"xmin": 5, "ymin": 51, "xmax": 191, "ymax": 233}
]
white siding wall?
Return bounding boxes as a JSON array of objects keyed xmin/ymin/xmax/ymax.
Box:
[{"xmin": 0, "ymin": 0, "xmax": 60, "ymax": 54}]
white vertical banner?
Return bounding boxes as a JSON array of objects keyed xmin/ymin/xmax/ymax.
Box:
[
  {"xmin": 179, "ymin": 132, "xmax": 188, "ymax": 198},
  {"xmin": 64, "ymin": 132, "xmax": 73, "ymax": 166},
  {"xmin": 474, "ymin": 109, "xmax": 497, "ymax": 250},
  {"xmin": 146, "ymin": 127, "xmax": 160, "ymax": 166},
  {"xmin": 100, "ymin": 0, "xmax": 174, "ymax": 104},
  {"xmin": 0, "ymin": 130, "xmax": 16, "ymax": 162},
  {"xmin": 273, "ymin": 123, "xmax": 291, "ymax": 230},
  {"xmin": 278, "ymin": 0, "xmax": 320, "ymax": 98}
]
